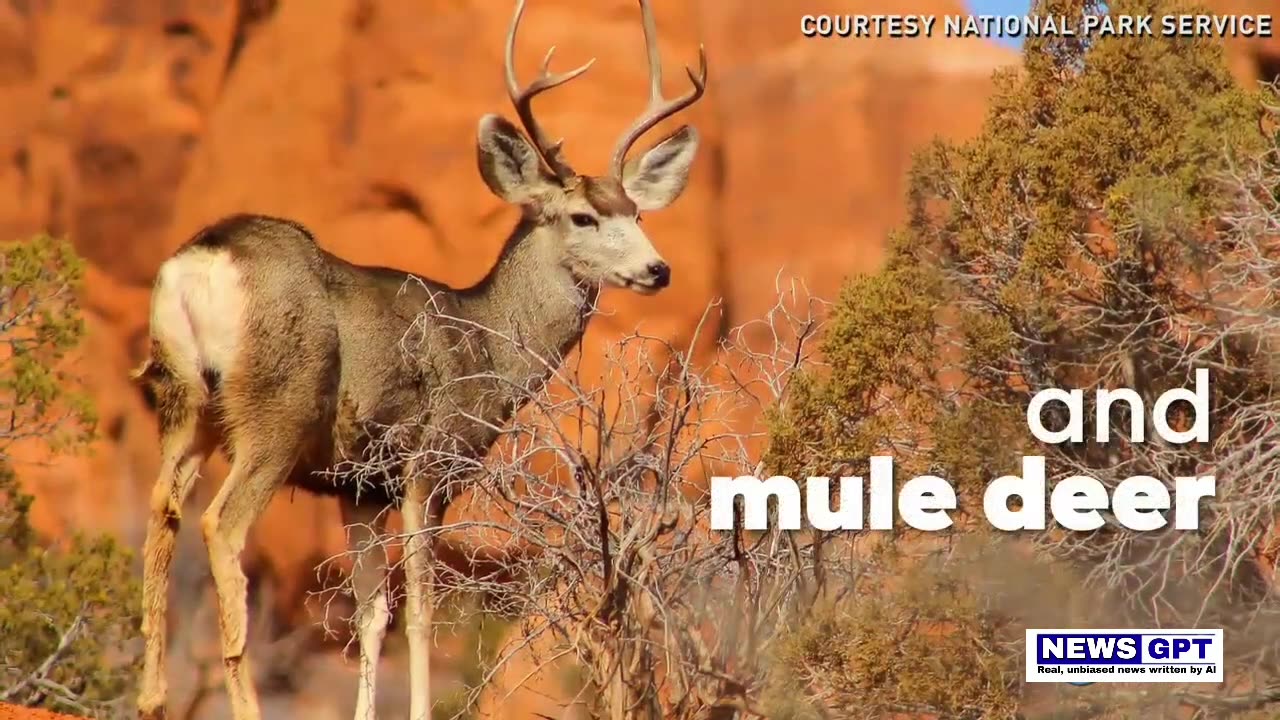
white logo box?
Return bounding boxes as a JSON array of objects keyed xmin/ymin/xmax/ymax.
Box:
[{"xmin": 1026, "ymin": 629, "xmax": 1223, "ymax": 683}]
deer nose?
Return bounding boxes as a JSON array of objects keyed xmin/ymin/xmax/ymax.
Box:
[{"xmin": 648, "ymin": 261, "xmax": 671, "ymax": 288}]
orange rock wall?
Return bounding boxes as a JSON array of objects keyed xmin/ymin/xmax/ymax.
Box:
[{"xmin": 1208, "ymin": 0, "xmax": 1280, "ymax": 85}]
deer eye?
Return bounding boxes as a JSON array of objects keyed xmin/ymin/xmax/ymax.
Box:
[{"xmin": 570, "ymin": 213, "xmax": 598, "ymax": 229}]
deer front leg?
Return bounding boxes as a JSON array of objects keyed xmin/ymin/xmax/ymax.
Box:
[
  {"xmin": 401, "ymin": 474, "xmax": 441, "ymax": 720},
  {"xmin": 340, "ymin": 498, "xmax": 391, "ymax": 720}
]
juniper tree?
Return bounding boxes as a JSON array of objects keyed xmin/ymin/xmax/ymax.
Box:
[{"xmin": 0, "ymin": 234, "xmax": 140, "ymax": 718}]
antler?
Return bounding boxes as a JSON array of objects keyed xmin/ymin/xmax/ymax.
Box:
[
  {"xmin": 609, "ymin": 0, "xmax": 708, "ymax": 179},
  {"xmin": 504, "ymin": 0, "xmax": 595, "ymax": 183}
]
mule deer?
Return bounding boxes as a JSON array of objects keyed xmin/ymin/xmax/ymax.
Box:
[{"xmin": 132, "ymin": 0, "xmax": 706, "ymax": 718}]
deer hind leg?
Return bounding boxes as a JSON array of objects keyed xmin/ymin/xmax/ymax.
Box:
[
  {"xmin": 402, "ymin": 474, "xmax": 445, "ymax": 720},
  {"xmin": 138, "ymin": 370, "xmax": 217, "ymax": 720},
  {"xmin": 341, "ymin": 497, "xmax": 391, "ymax": 720},
  {"xmin": 200, "ymin": 439, "xmax": 299, "ymax": 720}
]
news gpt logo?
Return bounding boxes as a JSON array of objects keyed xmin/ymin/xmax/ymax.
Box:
[{"xmin": 1026, "ymin": 629, "xmax": 1223, "ymax": 683}]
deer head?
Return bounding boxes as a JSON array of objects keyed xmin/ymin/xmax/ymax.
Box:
[{"xmin": 476, "ymin": 0, "xmax": 708, "ymax": 295}]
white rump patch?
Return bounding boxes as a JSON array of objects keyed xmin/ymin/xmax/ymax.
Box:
[{"xmin": 150, "ymin": 249, "xmax": 246, "ymax": 384}]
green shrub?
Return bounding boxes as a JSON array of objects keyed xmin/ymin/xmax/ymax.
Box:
[{"xmin": 0, "ymin": 234, "xmax": 140, "ymax": 718}]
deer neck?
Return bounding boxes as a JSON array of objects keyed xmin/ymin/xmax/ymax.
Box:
[{"xmin": 459, "ymin": 217, "xmax": 598, "ymax": 386}]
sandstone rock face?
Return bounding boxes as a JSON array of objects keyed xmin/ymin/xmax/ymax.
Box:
[
  {"xmin": 700, "ymin": 0, "xmax": 1016, "ymax": 336},
  {"xmin": 1207, "ymin": 0, "xmax": 1280, "ymax": 86},
  {"xmin": 0, "ymin": 0, "xmax": 1020, "ymax": 715}
]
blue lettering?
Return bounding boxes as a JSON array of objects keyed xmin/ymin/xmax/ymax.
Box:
[
  {"xmin": 1146, "ymin": 636, "xmax": 1211, "ymax": 660},
  {"xmin": 1148, "ymin": 637, "xmax": 1170, "ymax": 659}
]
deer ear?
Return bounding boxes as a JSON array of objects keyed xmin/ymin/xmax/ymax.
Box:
[
  {"xmin": 621, "ymin": 125, "xmax": 699, "ymax": 211},
  {"xmin": 477, "ymin": 114, "xmax": 558, "ymax": 203}
]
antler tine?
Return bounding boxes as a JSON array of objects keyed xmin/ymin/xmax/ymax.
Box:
[
  {"xmin": 609, "ymin": 0, "xmax": 708, "ymax": 179},
  {"xmin": 504, "ymin": 0, "xmax": 595, "ymax": 182}
]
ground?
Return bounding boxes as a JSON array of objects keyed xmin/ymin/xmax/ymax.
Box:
[{"xmin": 0, "ymin": 705, "xmax": 82, "ymax": 720}]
